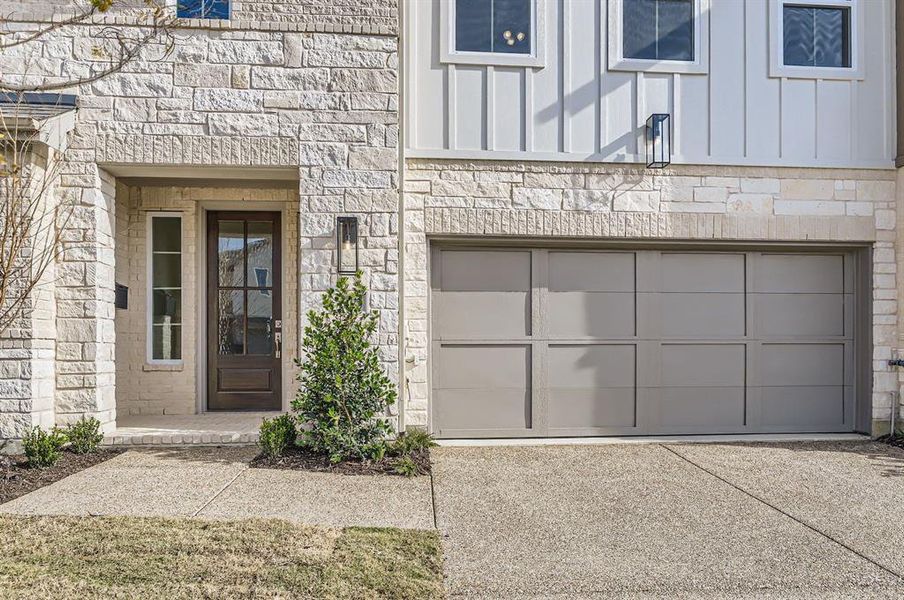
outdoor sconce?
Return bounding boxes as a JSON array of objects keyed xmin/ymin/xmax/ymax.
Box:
[
  {"xmin": 337, "ymin": 216, "xmax": 359, "ymax": 275},
  {"xmin": 645, "ymin": 113, "xmax": 671, "ymax": 169}
]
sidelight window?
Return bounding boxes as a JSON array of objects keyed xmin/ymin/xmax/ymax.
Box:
[{"xmin": 148, "ymin": 214, "xmax": 183, "ymax": 363}]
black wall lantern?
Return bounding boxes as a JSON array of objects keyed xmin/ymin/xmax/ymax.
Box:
[
  {"xmin": 645, "ymin": 113, "xmax": 671, "ymax": 169},
  {"xmin": 337, "ymin": 216, "xmax": 359, "ymax": 275}
]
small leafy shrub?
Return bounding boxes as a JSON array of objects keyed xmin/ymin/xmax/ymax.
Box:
[
  {"xmin": 22, "ymin": 426, "xmax": 67, "ymax": 468},
  {"xmin": 392, "ymin": 456, "xmax": 419, "ymax": 478},
  {"xmin": 389, "ymin": 429, "xmax": 437, "ymax": 457},
  {"xmin": 293, "ymin": 273, "xmax": 397, "ymax": 464},
  {"xmin": 259, "ymin": 415, "xmax": 298, "ymax": 458},
  {"xmin": 65, "ymin": 417, "xmax": 104, "ymax": 454}
]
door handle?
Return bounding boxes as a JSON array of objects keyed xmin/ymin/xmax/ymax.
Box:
[{"xmin": 274, "ymin": 331, "xmax": 282, "ymax": 359}]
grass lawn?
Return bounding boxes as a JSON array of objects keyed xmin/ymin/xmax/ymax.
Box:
[{"xmin": 0, "ymin": 515, "xmax": 444, "ymax": 599}]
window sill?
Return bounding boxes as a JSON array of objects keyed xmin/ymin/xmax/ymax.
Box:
[
  {"xmin": 769, "ymin": 64, "xmax": 865, "ymax": 81},
  {"xmin": 144, "ymin": 362, "xmax": 184, "ymax": 372},
  {"xmin": 440, "ymin": 52, "xmax": 545, "ymax": 69},
  {"xmin": 608, "ymin": 56, "xmax": 708, "ymax": 75}
]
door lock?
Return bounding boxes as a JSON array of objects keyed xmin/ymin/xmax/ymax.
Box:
[{"xmin": 274, "ymin": 332, "xmax": 282, "ymax": 359}]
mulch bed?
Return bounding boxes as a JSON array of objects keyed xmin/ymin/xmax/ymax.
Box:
[
  {"xmin": 250, "ymin": 446, "xmax": 432, "ymax": 477},
  {"xmin": 0, "ymin": 449, "xmax": 123, "ymax": 506},
  {"xmin": 877, "ymin": 434, "xmax": 904, "ymax": 450}
]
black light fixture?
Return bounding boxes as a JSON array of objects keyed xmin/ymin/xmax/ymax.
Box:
[
  {"xmin": 337, "ymin": 216, "xmax": 358, "ymax": 275},
  {"xmin": 645, "ymin": 113, "xmax": 671, "ymax": 169}
]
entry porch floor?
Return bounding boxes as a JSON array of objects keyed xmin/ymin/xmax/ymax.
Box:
[{"xmin": 104, "ymin": 412, "xmax": 279, "ymax": 447}]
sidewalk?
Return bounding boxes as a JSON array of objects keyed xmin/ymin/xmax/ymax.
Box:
[{"xmin": 0, "ymin": 447, "xmax": 434, "ymax": 530}]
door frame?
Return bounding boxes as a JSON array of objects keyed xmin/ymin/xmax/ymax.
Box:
[
  {"xmin": 427, "ymin": 238, "xmax": 874, "ymax": 438},
  {"xmin": 195, "ymin": 202, "xmax": 293, "ymax": 413}
]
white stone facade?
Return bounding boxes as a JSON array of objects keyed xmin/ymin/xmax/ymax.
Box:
[
  {"xmin": 0, "ymin": 1, "xmax": 400, "ymax": 443},
  {"xmin": 0, "ymin": 0, "xmax": 901, "ymax": 444}
]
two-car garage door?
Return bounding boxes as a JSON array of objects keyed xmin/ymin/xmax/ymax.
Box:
[{"xmin": 431, "ymin": 246, "xmax": 865, "ymax": 438}]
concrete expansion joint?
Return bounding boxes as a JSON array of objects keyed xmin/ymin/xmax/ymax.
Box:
[
  {"xmin": 659, "ymin": 444, "xmax": 904, "ymax": 584},
  {"xmin": 192, "ymin": 465, "xmax": 249, "ymax": 518}
]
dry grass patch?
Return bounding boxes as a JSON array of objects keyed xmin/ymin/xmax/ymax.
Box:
[{"xmin": 0, "ymin": 515, "xmax": 443, "ymax": 599}]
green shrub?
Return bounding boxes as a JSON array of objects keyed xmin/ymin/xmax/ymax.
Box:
[
  {"xmin": 292, "ymin": 273, "xmax": 397, "ymax": 464},
  {"xmin": 258, "ymin": 414, "xmax": 298, "ymax": 458},
  {"xmin": 65, "ymin": 417, "xmax": 104, "ymax": 454},
  {"xmin": 392, "ymin": 456, "xmax": 419, "ymax": 478},
  {"xmin": 389, "ymin": 429, "xmax": 437, "ymax": 457},
  {"xmin": 22, "ymin": 426, "xmax": 67, "ymax": 468}
]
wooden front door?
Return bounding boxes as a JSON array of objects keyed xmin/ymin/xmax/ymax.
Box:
[{"xmin": 207, "ymin": 211, "xmax": 282, "ymax": 410}]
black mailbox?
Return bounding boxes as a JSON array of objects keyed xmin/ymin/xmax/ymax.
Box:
[{"xmin": 115, "ymin": 284, "xmax": 128, "ymax": 310}]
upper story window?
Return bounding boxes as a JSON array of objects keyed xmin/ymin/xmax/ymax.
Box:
[
  {"xmin": 441, "ymin": 0, "xmax": 545, "ymax": 67},
  {"xmin": 624, "ymin": 0, "xmax": 694, "ymax": 61},
  {"xmin": 770, "ymin": 0, "xmax": 863, "ymax": 79},
  {"xmin": 608, "ymin": 0, "xmax": 709, "ymax": 74},
  {"xmin": 177, "ymin": 0, "xmax": 230, "ymax": 19}
]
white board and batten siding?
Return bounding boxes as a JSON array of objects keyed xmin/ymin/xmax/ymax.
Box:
[{"xmin": 406, "ymin": 0, "xmax": 895, "ymax": 169}]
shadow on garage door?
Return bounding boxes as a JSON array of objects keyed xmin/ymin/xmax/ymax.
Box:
[{"xmin": 430, "ymin": 244, "xmax": 872, "ymax": 438}]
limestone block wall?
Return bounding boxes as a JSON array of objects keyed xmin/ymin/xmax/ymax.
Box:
[
  {"xmin": 114, "ymin": 184, "xmax": 300, "ymax": 416},
  {"xmin": 0, "ymin": 0, "xmax": 398, "ymax": 35},
  {"xmin": 0, "ymin": 3, "xmax": 400, "ymax": 433},
  {"xmin": 402, "ymin": 159, "xmax": 898, "ymax": 433}
]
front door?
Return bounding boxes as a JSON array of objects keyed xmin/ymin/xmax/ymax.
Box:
[{"xmin": 207, "ymin": 211, "xmax": 282, "ymax": 410}]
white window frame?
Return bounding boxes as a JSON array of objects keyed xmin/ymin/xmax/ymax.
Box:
[
  {"xmin": 147, "ymin": 212, "xmax": 183, "ymax": 365},
  {"xmin": 769, "ymin": 0, "xmax": 864, "ymax": 80},
  {"xmin": 440, "ymin": 0, "xmax": 546, "ymax": 68},
  {"xmin": 608, "ymin": 0, "xmax": 710, "ymax": 74}
]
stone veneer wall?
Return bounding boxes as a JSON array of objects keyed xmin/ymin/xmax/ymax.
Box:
[
  {"xmin": 0, "ymin": 0, "xmax": 400, "ymax": 439},
  {"xmin": 402, "ymin": 159, "xmax": 898, "ymax": 433},
  {"xmin": 0, "ymin": 0, "xmax": 398, "ymax": 35},
  {"xmin": 114, "ymin": 184, "xmax": 300, "ymax": 416}
]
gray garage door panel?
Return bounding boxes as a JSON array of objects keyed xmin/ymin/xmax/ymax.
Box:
[
  {"xmin": 760, "ymin": 386, "xmax": 847, "ymax": 428},
  {"xmin": 755, "ymin": 254, "xmax": 845, "ymax": 293},
  {"xmin": 548, "ymin": 251, "xmax": 635, "ymax": 292},
  {"xmin": 434, "ymin": 344, "xmax": 532, "ymax": 434},
  {"xmin": 658, "ymin": 388, "xmax": 747, "ymax": 430},
  {"xmin": 431, "ymin": 247, "xmax": 861, "ymax": 438},
  {"xmin": 659, "ymin": 293, "xmax": 747, "ymax": 338},
  {"xmin": 439, "ymin": 250, "xmax": 532, "ymax": 291},
  {"xmin": 661, "ymin": 345, "xmax": 746, "ymax": 387},
  {"xmin": 759, "ymin": 344, "xmax": 845, "ymax": 387},
  {"xmin": 435, "ymin": 292, "xmax": 531, "ymax": 339},
  {"xmin": 754, "ymin": 294, "xmax": 845, "ymax": 337},
  {"xmin": 548, "ymin": 292, "xmax": 635, "ymax": 338},
  {"xmin": 661, "ymin": 253, "xmax": 746, "ymax": 292}
]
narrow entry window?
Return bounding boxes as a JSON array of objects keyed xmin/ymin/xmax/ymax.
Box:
[{"xmin": 150, "ymin": 215, "xmax": 182, "ymax": 361}]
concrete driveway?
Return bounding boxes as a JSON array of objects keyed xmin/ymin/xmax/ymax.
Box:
[{"xmin": 432, "ymin": 440, "xmax": 904, "ymax": 599}]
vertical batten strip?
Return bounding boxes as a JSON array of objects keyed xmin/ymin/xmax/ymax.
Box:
[
  {"xmin": 635, "ymin": 71, "xmax": 644, "ymax": 159},
  {"xmin": 673, "ymin": 74, "xmax": 682, "ymax": 158},
  {"xmin": 486, "ymin": 66, "xmax": 495, "ymax": 151},
  {"xmin": 598, "ymin": 0, "xmax": 607, "ymax": 156},
  {"xmin": 524, "ymin": 68, "xmax": 533, "ymax": 152},
  {"xmin": 561, "ymin": 0, "xmax": 571, "ymax": 153},
  {"xmin": 446, "ymin": 63, "xmax": 457, "ymax": 150}
]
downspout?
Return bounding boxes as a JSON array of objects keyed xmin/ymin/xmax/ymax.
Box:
[{"xmin": 396, "ymin": 0, "xmax": 407, "ymax": 434}]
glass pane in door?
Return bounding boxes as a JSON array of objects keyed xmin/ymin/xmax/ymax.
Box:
[
  {"xmin": 218, "ymin": 290, "xmax": 245, "ymax": 355},
  {"xmin": 246, "ymin": 221, "xmax": 273, "ymax": 287},
  {"xmin": 218, "ymin": 221, "xmax": 244, "ymax": 287},
  {"xmin": 247, "ymin": 290, "xmax": 273, "ymax": 355}
]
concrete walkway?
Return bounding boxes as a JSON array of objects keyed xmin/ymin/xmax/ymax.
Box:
[
  {"xmin": 432, "ymin": 441, "xmax": 904, "ymax": 599},
  {"xmin": 0, "ymin": 447, "xmax": 434, "ymax": 530}
]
